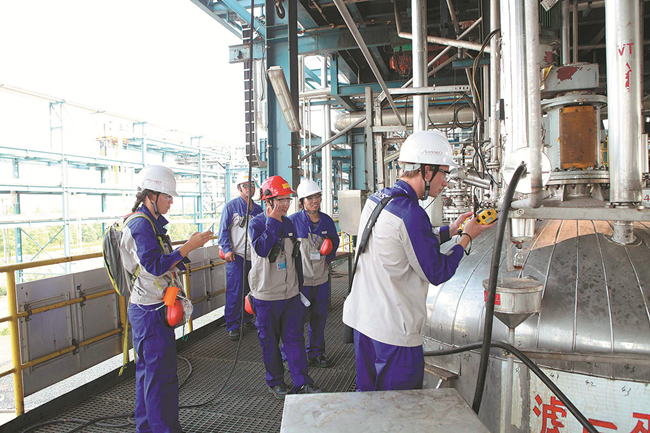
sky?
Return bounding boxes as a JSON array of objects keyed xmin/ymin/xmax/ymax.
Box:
[{"xmin": 0, "ymin": 0, "xmax": 245, "ymax": 145}]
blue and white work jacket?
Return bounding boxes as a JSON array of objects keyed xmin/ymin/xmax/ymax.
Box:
[
  {"xmin": 342, "ymin": 180, "xmax": 464, "ymax": 347},
  {"xmin": 288, "ymin": 210, "xmax": 340, "ymax": 287},
  {"xmin": 120, "ymin": 206, "xmax": 185, "ymax": 305},
  {"xmin": 218, "ymin": 196, "xmax": 263, "ymax": 261},
  {"xmin": 248, "ymin": 213, "xmax": 303, "ymax": 301}
]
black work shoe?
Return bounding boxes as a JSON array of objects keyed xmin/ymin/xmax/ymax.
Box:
[
  {"xmin": 228, "ymin": 329, "xmax": 240, "ymax": 341},
  {"xmin": 269, "ymin": 383, "xmax": 291, "ymax": 400},
  {"xmin": 283, "ymin": 360, "xmax": 290, "ymax": 371},
  {"xmin": 307, "ymin": 355, "xmax": 332, "ymax": 368},
  {"xmin": 243, "ymin": 321, "xmax": 256, "ymax": 329},
  {"xmin": 295, "ymin": 383, "xmax": 323, "ymax": 394}
]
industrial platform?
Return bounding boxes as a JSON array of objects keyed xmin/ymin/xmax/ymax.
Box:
[{"xmin": 13, "ymin": 263, "xmax": 355, "ymax": 433}]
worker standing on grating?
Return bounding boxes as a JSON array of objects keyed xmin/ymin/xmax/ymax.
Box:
[
  {"xmin": 248, "ymin": 175, "xmax": 323, "ymax": 399},
  {"xmin": 218, "ymin": 174, "xmax": 263, "ymax": 341},
  {"xmin": 288, "ymin": 179, "xmax": 340, "ymax": 368},
  {"xmin": 121, "ymin": 165, "xmax": 212, "ymax": 432},
  {"xmin": 342, "ymin": 131, "xmax": 494, "ymax": 392}
]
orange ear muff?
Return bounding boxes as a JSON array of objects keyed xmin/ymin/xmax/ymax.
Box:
[
  {"xmin": 164, "ymin": 299, "xmax": 184, "ymax": 328},
  {"xmin": 219, "ymin": 249, "xmax": 226, "ymax": 260},
  {"xmin": 245, "ymin": 294, "xmax": 254, "ymax": 315},
  {"xmin": 320, "ymin": 238, "xmax": 333, "ymax": 256}
]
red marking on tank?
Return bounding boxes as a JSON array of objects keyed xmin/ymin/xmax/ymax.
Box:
[
  {"xmin": 557, "ymin": 66, "xmax": 579, "ymax": 81},
  {"xmin": 544, "ymin": 51, "xmax": 553, "ymax": 64}
]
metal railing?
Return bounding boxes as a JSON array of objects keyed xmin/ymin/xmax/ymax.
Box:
[
  {"xmin": 0, "ymin": 247, "xmax": 226, "ymax": 416},
  {"xmin": 0, "ymin": 232, "xmax": 350, "ymax": 416}
]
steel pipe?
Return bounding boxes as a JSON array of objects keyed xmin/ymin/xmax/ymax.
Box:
[
  {"xmin": 322, "ymin": 56, "xmax": 334, "ymax": 215},
  {"xmin": 301, "ymin": 116, "xmax": 365, "ymax": 161},
  {"xmin": 525, "ymin": 0, "xmax": 543, "ymax": 208},
  {"xmin": 399, "ymin": 18, "xmax": 483, "ymax": 89},
  {"xmin": 562, "ymin": 0, "xmax": 571, "ymax": 64},
  {"xmin": 572, "ymin": 0, "xmax": 579, "ymax": 63},
  {"xmin": 606, "ymin": 0, "xmax": 643, "ymax": 206},
  {"xmin": 332, "ymin": 0, "xmax": 404, "ymax": 126},
  {"xmin": 489, "ymin": 0, "xmax": 501, "ymax": 185},
  {"xmin": 412, "ymin": 0, "xmax": 427, "ymax": 132}
]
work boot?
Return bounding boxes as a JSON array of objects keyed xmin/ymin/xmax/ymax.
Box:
[
  {"xmin": 307, "ymin": 354, "xmax": 332, "ymax": 368},
  {"xmin": 295, "ymin": 383, "xmax": 323, "ymax": 394},
  {"xmin": 228, "ymin": 329, "xmax": 240, "ymax": 341},
  {"xmin": 268, "ymin": 382, "xmax": 291, "ymax": 400},
  {"xmin": 243, "ymin": 321, "xmax": 257, "ymax": 330}
]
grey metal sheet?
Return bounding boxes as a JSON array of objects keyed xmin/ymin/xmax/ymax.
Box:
[
  {"xmin": 537, "ymin": 220, "xmax": 578, "ymax": 352},
  {"xmin": 574, "ymin": 221, "xmax": 614, "ymax": 353},
  {"xmin": 280, "ymin": 388, "xmax": 489, "ymax": 433},
  {"xmin": 598, "ymin": 221, "xmax": 650, "ymax": 354}
]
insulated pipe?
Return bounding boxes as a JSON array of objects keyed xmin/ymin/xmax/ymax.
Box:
[
  {"xmin": 489, "ymin": 0, "xmax": 501, "ymax": 181},
  {"xmin": 525, "ymin": 0, "xmax": 543, "ymax": 208},
  {"xmin": 412, "ymin": 0, "xmax": 427, "ymax": 132},
  {"xmin": 562, "ymin": 0, "xmax": 570, "ymax": 65},
  {"xmin": 333, "ymin": 0, "xmax": 404, "ymax": 126},
  {"xmin": 606, "ymin": 0, "xmax": 643, "ymax": 206},
  {"xmin": 334, "ymin": 105, "xmax": 474, "ymax": 130},
  {"xmin": 322, "ymin": 56, "xmax": 333, "ymax": 216}
]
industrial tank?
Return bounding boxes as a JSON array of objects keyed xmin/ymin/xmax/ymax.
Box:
[{"xmin": 424, "ymin": 219, "xmax": 650, "ymax": 432}]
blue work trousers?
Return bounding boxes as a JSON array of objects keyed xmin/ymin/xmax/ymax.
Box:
[
  {"xmin": 353, "ymin": 329, "xmax": 424, "ymax": 392},
  {"xmin": 252, "ymin": 295, "xmax": 313, "ymax": 390},
  {"xmin": 303, "ymin": 282, "xmax": 329, "ymax": 360},
  {"xmin": 225, "ymin": 255, "xmax": 253, "ymax": 332},
  {"xmin": 129, "ymin": 303, "xmax": 182, "ymax": 433}
]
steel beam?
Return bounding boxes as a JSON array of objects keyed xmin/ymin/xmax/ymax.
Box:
[{"xmin": 188, "ymin": 0, "xmax": 242, "ymax": 38}]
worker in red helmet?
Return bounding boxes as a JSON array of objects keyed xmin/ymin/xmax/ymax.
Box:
[
  {"xmin": 287, "ymin": 179, "xmax": 340, "ymax": 368},
  {"xmin": 121, "ymin": 165, "xmax": 212, "ymax": 433},
  {"xmin": 247, "ymin": 175, "xmax": 323, "ymax": 399}
]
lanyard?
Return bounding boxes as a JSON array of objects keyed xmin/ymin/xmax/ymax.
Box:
[{"xmin": 304, "ymin": 211, "xmax": 323, "ymax": 248}]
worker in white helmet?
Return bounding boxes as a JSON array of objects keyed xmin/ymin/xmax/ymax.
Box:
[
  {"xmin": 342, "ymin": 130, "xmax": 494, "ymax": 392},
  {"xmin": 287, "ymin": 179, "xmax": 340, "ymax": 368},
  {"xmin": 218, "ymin": 173, "xmax": 263, "ymax": 341},
  {"xmin": 122, "ymin": 165, "xmax": 212, "ymax": 432}
]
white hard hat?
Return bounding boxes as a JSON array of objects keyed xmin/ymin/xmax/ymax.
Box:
[
  {"xmin": 398, "ymin": 130, "xmax": 458, "ymax": 171},
  {"xmin": 236, "ymin": 173, "xmax": 257, "ymax": 187},
  {"xmin": 138, "ymin": 165, "xmax": 179, "ymax": 197},
  {"xmin": 297, "ymin": 179, "xmax": 322, "ymax": 199}
]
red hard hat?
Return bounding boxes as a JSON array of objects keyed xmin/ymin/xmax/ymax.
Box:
[
  {"xmin": 164, "ymin": 299, "xmax": 184, "ymax": 328},
  {"xmin": 261, "ymin": 176, "xmax": 295, "ymax": 200},
  {"xmin": 320, "ymin": 238, "xmax": 333, "ymax": 256},
  {"xmin": 245, "ymin": 294, "xmax": 254, "ymax": 315}
]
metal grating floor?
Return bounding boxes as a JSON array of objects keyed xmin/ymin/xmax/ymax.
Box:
[{"xmin": 19, "ymin": 262, "xmax": 355, "ymax": 433}]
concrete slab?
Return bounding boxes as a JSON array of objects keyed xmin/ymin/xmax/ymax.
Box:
[{"xmin": 280, "ymin": 388, "xmax": 490, "ymax": 433}]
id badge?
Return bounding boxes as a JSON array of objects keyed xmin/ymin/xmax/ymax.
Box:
[
  {"xmin": 310, "ymin": 251, "xmax": 321, "ymax": 261},
  {"xmin": 300, "ymin": 292, "xmax": 311, "ymax": 307},
  {"xmin": 277, "ymin": 260, "xmax": 287, "ymax": 271}
]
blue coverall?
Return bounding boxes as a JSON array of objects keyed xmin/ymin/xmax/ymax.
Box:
[{"xmin": 218, "ymin": 196, "xmax": 262, "ymax": 332}]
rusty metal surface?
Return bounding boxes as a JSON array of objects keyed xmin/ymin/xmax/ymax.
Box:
[{"xmin": 559, "ymin": 105, "xmax": 599, "ymax": 169}]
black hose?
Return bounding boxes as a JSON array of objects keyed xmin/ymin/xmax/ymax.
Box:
[
  {"xmin": 424, "ymin": 342, "xmax": 597, "ymax": 433},
  {"xmin": 472, "ymin": 163, "xmax": 526, "ymax": 414}
]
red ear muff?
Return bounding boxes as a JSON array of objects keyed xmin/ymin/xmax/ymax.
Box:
[
  {"xmin": 244, "ymin": 294, "xmax": 254, "ymax": 315},
  {"xmin": 164, "ymin": 299, "xmax": 184, "ymax": 328},
  {"xmin": 320, "ymin": 238, "xmax": 333, "ymax": 256},
  {"xmin": 219, "ymin": 249, "xmax": 226, "ymax": 260}
]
